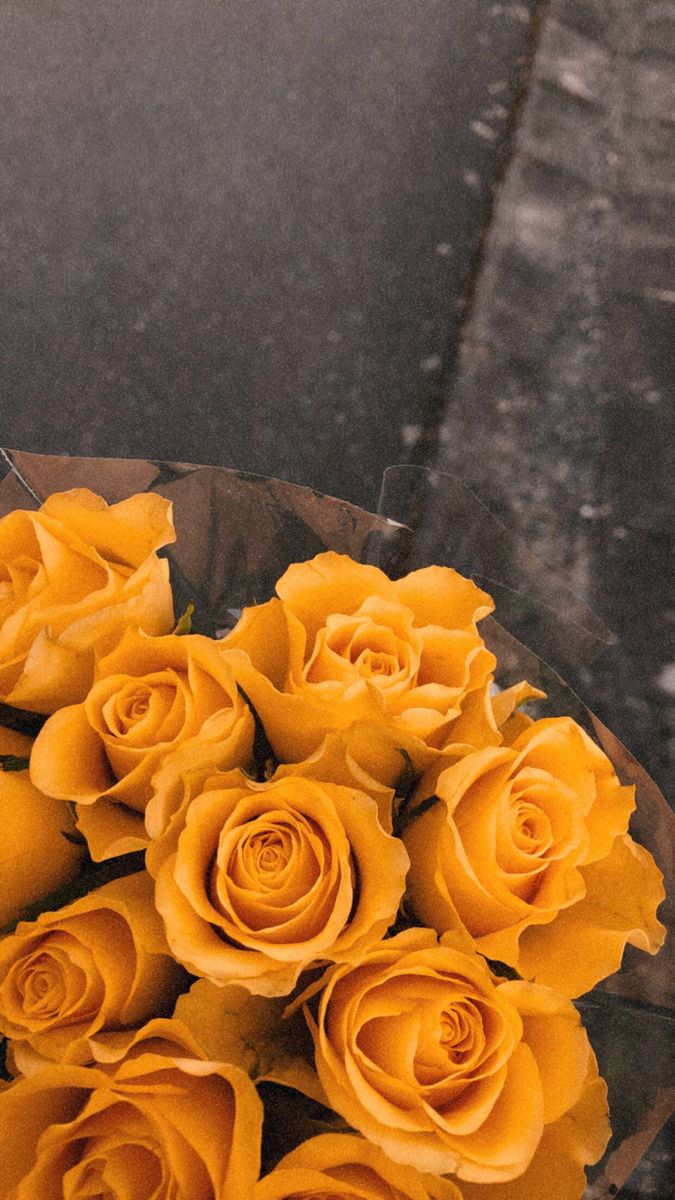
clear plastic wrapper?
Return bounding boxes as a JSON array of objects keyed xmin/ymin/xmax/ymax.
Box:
[{"xmin": 0, "ymin": 448, "xmax": 671, "ymax": 1199}]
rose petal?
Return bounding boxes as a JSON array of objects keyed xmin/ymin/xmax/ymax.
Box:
[{"xmin": 516, "ymin": 834, "xmax": 666, "ymax": 997}]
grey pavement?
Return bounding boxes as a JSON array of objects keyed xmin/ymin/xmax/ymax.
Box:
[
  {"xmin": 1, "ymin": 0, "xmax": 536, "ymax": 503},
  {"xmin": 437, "ymin": 0, "xmax": 675, "ymax": 809}
]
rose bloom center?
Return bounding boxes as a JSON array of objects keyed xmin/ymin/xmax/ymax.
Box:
[
  {"xmin": 306, "ymin": 610, "xmax": 418, "ymax": 692},
  {"xmin": 18, "ymin": 954, "xmax": 69, "ymax": 1016},
  {"xmin": 10, "ymin": 941, "xmax": 94, "ymax": 1023},
  {"xmin": 209, "ymin": 810, "xmax": 336, "ymax": 934},
  {"xmin": 241, "ymin": 826, "xmax": 296, "ymax": 884},
  {"xmin": 511, "ymin": 801, "xmax": 552, "ymax": 853},
  {"xmin": 353, "ymin": 978, "xmax": 501, "ymax": 1093},
  {"xmin": 63, "ymin": 1129, "xmax": 164, "ymax": 1199},
  {"xmin": 104, "ymin": 681, "xmax": 176, "ymax": 738}
]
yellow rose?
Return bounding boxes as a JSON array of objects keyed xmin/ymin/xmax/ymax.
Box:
[
  {"xmin": 0, "ymin": 872, "xmax": 185, "ymax": 1071},
  {"xmin": 459, "ymin": 1069, "xmax": 611, "ymax": 1200},
  {"xmin": 0, "ymin": 728, "xmax": 83, "ymax": 928},
  {"xmin": 404, "ymin": 717, "xmax": 666, "ymax": 997},
  {"xmin": 226, "ymin": 552, "xmax": 499, "ymax": 784},
  {"xmin": 0, "ymin": 488, "xmax": 175, "ymax": 713},
  {"xmin": 304, "ymin": 930, "xmax": 609, "ymax": 1185},
  {"xmin": 0, "ymin": 1017, "xmax": 262, "ymax": 1199},
  {"xmin": 256, "ymin": 1133, "xmax": 463, "ymax": 1200},
  {"xmin": 147, "ymin": 770, "xmax": 409, "ymax": 996},
  {"xmin": 30, "ymin": 629, "xmax": 255, "ymax": 859}
]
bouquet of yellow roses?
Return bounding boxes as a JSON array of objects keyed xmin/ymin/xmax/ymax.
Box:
[{"xmin": 0, "ymin": 451, "xmax": 669, "ymax": 1200}]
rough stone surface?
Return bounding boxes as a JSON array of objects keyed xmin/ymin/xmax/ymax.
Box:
[
  {"xmin": 436, "ymin": 0, "xmax": 674, "ymax": 804},
  {"xmin": 1, "ymin": 0, "xmax": 535, "ymax": 506}
]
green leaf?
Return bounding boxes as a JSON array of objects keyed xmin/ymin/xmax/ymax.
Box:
[
  {"xmin": 0, "ymin": 1037, "xmax": 11, "ymax": 1083},
  {"xmin": 394, "ymin": 748, "xmax": 416, "ymax": 799},
  {"xmin": 0, "ymin": 702, "xmax": 46, "ymax": 738},
  {"xmin": 174, "ymin": 601, "xmax": 195, "ymax": 636},
  {"xmin": 62, "ymin": 830, "xmax": 87, "ymax": 846},
  {"xmin": 392, "ymin": 747, "xmax": 419, "ymax": 831},
  {"xmin": 258, "ymin": 1082, "xmax": 351, "ymax": 1175},
  {"xmin": 483, "ymin": 957, "xmax": 523, "ymax": 982},
  {"xmin": 393, "ymin": 793, "xmax": 441, "ymax": 837},
  {"xmin": 237, "ymin": 685, "xmax": 279, "ymax": 782},
  {"xmin": 0, "ymin": 754, "xmax": 30, "ymax": 772}
]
